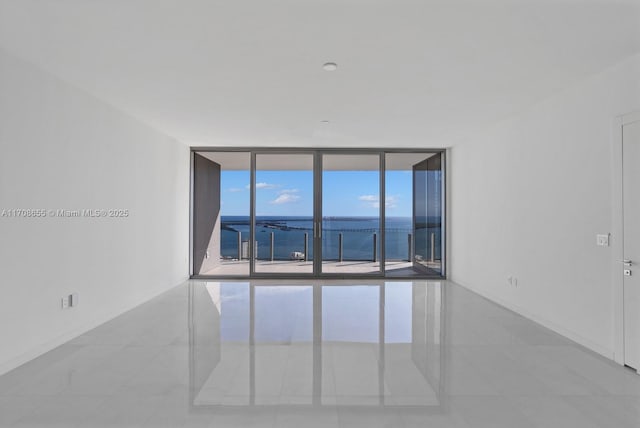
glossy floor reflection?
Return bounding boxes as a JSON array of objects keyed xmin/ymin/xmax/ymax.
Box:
[
  {"xmin": 0, "ymin": 280, "xmax": 638, "ymax": 427},
  {"xmin": 191, "ymin": 282, "xmax": 442, "ymax": 409}
]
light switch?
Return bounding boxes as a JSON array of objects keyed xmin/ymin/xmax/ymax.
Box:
[{"xmin": 596, "ymin": 234, "xmax": 609, "ymax": 247}]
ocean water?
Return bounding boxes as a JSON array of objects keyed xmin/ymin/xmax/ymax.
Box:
[{"xmin": 221, "ymin": 216, "xmax": 442, "ymax": 261}]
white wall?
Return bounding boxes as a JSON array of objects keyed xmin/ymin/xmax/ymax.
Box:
[
  {"xmin": 0, "ymin": 50, "xmax": 190, "ymax": 374},
  {"xmin": 450, "ymin": 53, "xmax": 640, "ymax": 359}
]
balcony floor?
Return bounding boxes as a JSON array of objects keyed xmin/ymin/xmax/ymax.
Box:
[{"xmin": 200, "ymin": 260, "xmax": 440, "ymax": 276}]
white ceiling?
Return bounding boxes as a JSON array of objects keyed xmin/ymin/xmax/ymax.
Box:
[
  {"xmin": 1, "ymin": 0, "xmax": 639, "ymax": 148},
  {"xmin": 198, "ymin": 152, "xmax": 251, "ymax": 170}
]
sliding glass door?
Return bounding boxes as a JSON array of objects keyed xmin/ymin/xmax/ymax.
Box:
[
  {"xmin": 320, "ymin": 154, "xmax": 382, "ymax": 276},
  {"xmin": 191, "ymin": 149, "xmax": 445, "ymax": 278},
  {"xmin": 253, "ymin": 153, "xmax": 315, "ymax": 275}
]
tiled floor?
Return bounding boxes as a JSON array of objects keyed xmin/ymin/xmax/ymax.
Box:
[{"xmin": 0, "ymin": 280, "xmax": 639, "ymax": 427}]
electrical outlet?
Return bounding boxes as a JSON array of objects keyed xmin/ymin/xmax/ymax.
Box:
[
  {"xmin": 513, "ymin": 277, "xmax": 518, "ymax": 287},
  {"xmin": 61, "ymin": 294, "xmax": 78, "ymax": 309},
  {"xmin": 596, "ymin": 234, "xmax": 610, "ymax": 247}
]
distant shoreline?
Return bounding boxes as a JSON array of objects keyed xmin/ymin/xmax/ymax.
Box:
[{"xmin": 219, "ymin": 215, "xmax": 442, "ymax": 260}]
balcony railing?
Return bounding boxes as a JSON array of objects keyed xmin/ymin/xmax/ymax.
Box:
[{"xmin": 223, "ymin": 230, "xmax": 441, "ymax": 262}]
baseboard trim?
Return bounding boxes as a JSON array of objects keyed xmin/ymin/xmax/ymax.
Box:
[
  {"xmin": 451, "ymin": 277, "xmax": 615, "ymax": 361},
  {"xmin": 0, "ymin": 278, "xmax": 188, "ymax": 376}
]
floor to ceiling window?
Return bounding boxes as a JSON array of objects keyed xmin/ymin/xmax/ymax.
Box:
[
  {"xmin": 192, "ymin": 151, "xmax": 250, "ymax": 276},
  {"xmin": 192, "ymin": 149, "xmax": 445, "ymax": 278},
  {"xmin": 412, "ymin": 153, "xmax": 444, "ymax": 276},
  {"xmin": 384, "ymin": 152, "xmax": 444, "ymax": 277},
  {"xmin": 321, "ymin": 154, "xmax": 381, "ymax": 275},
  {"xmin": 254, "ymin": 153, "xmax": 315, "ymax": 274}
]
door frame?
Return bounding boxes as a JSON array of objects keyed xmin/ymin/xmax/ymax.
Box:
[
  {"xmin": 189, "ymin": 147, "xmax": 447, "ymax": 280},
  {"xmin": 613, "ymin": 111, "xmax": 640, "ymax": 366},
  {"xmin": 315, "ymin": 150, "xmax": 385, "ymax": 278},
  {"xmin": 250, "ymin": 150, "xmax": 318, "ymax": 279}
]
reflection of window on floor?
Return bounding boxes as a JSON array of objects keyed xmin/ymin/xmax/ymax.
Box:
[{"xmin": 191, "ymin": 282, "xmax": 443, "ymax": 407}]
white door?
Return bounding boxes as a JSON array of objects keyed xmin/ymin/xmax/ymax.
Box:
[{"xmin": 623, "ymin": 117, "xmax": 640, "ymax": 370}]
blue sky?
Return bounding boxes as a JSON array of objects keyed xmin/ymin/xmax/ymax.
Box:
[{"xmin": 221, "ymin": 170, "xmax": 413, "ymax": 217}]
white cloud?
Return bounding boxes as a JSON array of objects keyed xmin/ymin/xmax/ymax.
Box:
[
  {"xmin": 277, "ymin": 188, "xmax": 299, "ymax": 195},
  {"xmin": 358, "ymin": 194, "xmax": 399, "ymax": 209},
  {"xmin": 385, "ymin": 195, "xmax": 399, "ymax": 209},
  {"xmin": 248, "ymin": 182, "xmax": 280, "ymax": 190},
  {"xmin": 269, "ymin": 188, "xmax": 301, "ymax": 204},
  {"xmin": 227, "ymin": 187, "xmax": 245, "ymax": 193},
  {"xmin": 270, "ymin": 193, "xmax": 300, "ymax": 204}
]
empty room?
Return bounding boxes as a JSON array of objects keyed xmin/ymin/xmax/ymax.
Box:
[{"xmin": 0, "ymin": 0, "xmax": 639, "ymax": 427}]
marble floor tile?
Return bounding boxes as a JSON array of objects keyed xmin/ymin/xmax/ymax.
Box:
[{"xmin": 0, "ymin": 280, "xmax": 638, "ymax": 427}]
